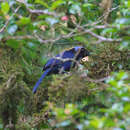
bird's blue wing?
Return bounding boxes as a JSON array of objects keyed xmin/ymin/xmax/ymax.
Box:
[
  {"xmin": 32, "ymin": 68, "xmax": 52, "ymax": 93},
  {"xmin": 43, "ymin": 48, "xmax": 75, "ymax": 71},
  {"xmin": 43, "ymin": 46, "xmax": 83, "ymax": 71},
  {"xmin": 43, "ymin": 54, "xmax": 62, "ymax": 71}
]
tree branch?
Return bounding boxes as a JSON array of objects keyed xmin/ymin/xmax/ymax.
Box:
[
  {"xmin": 16, "ymin": 0, "xmax": 58, "ymax": 17},
  {"xmin": 0, "ymin": 6, "xmax": 20, "ymax": 33}
]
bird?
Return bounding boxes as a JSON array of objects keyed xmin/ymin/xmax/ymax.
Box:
[{"xmin": 33, "ymin": 46, "xmax": 90, "ymax": 93}]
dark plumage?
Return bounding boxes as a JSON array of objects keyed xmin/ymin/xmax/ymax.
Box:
[{"xmin": 33, "ymin": 46, "xmax": 90, "ymax": 93}]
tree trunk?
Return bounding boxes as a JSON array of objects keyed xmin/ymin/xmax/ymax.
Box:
[{"xmin": 100, "ymin": 0, "xmax": 113, "ymax": 23}]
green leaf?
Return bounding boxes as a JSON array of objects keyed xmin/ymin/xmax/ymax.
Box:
[
  {"xmin": 0, "ymin": 34, "xmax": 4, "ymax": 40},
  {"xmin": 115, "ymin": 18, "xmax": 130, "ymax": 25},
  {"xmin": 119, "ymin": 41, "xmax": 129, "ymax": 50},
  {"xmin": 27, "ymin": 42, "xmax": 37, "ymax": 50},
  {"xmin": 46, "ymin": 17, "xmax": 58, "ymax": 25},
  {"xmin": 7, "ymin": 24, "xmax": 18, "ymax": 35},
  {"xmin": 74, "ymin": 36, "xmax": 87, "ymax": 42},
  {"xmin": 56, "ymin": 120, "xmax": 71, "ymax": 127},
  {"xmin": 51, "ymin": 0, "xmax": 64, "ymax": 10},
  {"xmin": 116, "ymin": 71, "xmax": 128, "ymax": 80},
  {"xmin": 69, "ymin": 4, "xmax": 81, "ymax": 14},
  {"xmin": 0, "ymin": 124, "xmax": 3, "ymax": 129},
  {"xmin": 41, "ymin": 56, "xmax": 48, "ymax": 65},
  {"xmin": 125, "ymin": 1, "xmax": 130, "ymax": 8},
  {"xmin": 83, "ymin": 3, "xmax": 94, "ymax": 7},
  {"xmin": 35, "ymin": 0, "xmax": 49, "ymax": 8},
  {"xmin": 101, "ymin": 28, "xmax": 117, "ymax": 36},
  {"xmin": 6, "ymin": 39, "xmax": 20, "ymax": 49},
  {"xmin": 17, "ymin": 17, "xmax": 31, "ymax": 25},
  {"xmin": 1, "ymin": 2, "xmax": 10, "ymax": 14}
]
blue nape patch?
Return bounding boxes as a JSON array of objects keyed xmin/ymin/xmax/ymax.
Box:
[{"xmin": 74, "ymin": 46, "xmax": 83, "ymax": 52}]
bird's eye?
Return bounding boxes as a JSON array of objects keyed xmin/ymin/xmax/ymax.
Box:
[
  {"xmin": 82, "ymin": 58, "xmax": 86, "ymax": 62},
  {"xmin": 81, "ymin": 56, "xmax": 89, "ymax": 62}
]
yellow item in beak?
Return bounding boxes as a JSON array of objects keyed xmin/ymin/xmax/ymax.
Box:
[{"xmin": 81, "ymin": 56, "xmax": 89, "ymax": 62}]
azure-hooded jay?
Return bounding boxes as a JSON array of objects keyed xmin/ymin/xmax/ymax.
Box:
[{"xmin": 33, "ymin": 46, "xmax": 90, "ymax": 93}]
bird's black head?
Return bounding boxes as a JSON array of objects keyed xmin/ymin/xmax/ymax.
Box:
[{"xmin": 74, "ymin": 46, "xmax": 90, "ymax": 61}]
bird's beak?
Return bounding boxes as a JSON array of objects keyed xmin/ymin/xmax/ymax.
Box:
[{"xmin": 81, "ymin": 56, "xmax": 89, "ymax": 62}]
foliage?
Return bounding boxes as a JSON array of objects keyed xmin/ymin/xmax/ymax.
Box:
[
  {"xmin": 49, "ymin": 71, "xmax": 130, "ymax": 130},
  {"xmin": 0, "ymin": 0, "xmax": 129, "ymax": 129}
]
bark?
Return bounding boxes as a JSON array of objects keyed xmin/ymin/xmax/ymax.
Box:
[{"xmin": 100, "ymin": 0, "xmax": 113, "ymax": 23}]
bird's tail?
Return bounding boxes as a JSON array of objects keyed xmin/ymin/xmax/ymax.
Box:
[{"xmin": 33, "ymin": 68, "xmax": 51, "ymax": 93}]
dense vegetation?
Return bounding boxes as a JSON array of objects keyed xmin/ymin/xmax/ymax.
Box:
[{"xmin": 0, "ymin": 0, "xmax": 129, "ymax": 129}]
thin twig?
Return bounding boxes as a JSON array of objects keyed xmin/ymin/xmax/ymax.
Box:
[
  {"xmin": 86, "ymin": 76, "xmax": 110, "ymax": 83},
  {"xmin": 16, "ymin": 0, "xmax": 58, "ymax": 17},
  {"xmin": 0, "ymin": 6, "xmax": 20, "ymax": 33}
]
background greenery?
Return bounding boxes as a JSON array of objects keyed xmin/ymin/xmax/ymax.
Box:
[{"xmin": 0, "ymin": 0, "xmax": 129, "ymax": 129}]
